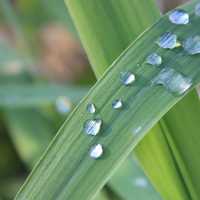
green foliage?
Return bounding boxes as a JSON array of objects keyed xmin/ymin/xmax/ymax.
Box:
[
  {"xmin": 15, "ymin": 1, "xmax": 200, "ymax": 199},
  {"xmin": 68, "ymin": 0, "xmax": 200, "ymax": 199}
]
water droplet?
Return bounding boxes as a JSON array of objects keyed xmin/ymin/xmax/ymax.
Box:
[
  {"xmin": 134, "ymin": 177, "xmax": 148, "ymax": 188},
  {"xmin": 156, "ymin": 32, "xmax": 178, "ymax": 49},
  {"xmin": 183, "ymin": 35, "xmax": 200, "ymax": 55},
  {"xmin": 90, "ymin": 144, "xmax": 103, "ymax": 159},
  {"xmin": 87, "ymin": 103, "xmax": 96, "ymax": 114},
  {"xmin": 56, "ymin": 96, "xmax": 71, "ymax": 114},
  {"xmin": 84, "ymin": 119, "xmax": 102, "ymax": 136},
  {"xmin": 195, "ymin": 3, "xmax": 200, "ymax": 16},
  {"xmin": 152, "ymin": 67, "xmax": 192, "ymax": 95},
  {"xmin": 169, "ymin": 9, "xmax": 189, "ymax": 25},
  {"xmin": 120, "ymin": 72, "xmax": 136, "ymax": 86},
  {"xmin": 133, "ymin": 126, "xmax": 142, "ymax": 136},
  {"xmin": 112, "ymin": 99, "xmax": 123, "ymax": 109},
  {"xmin": 146, "ymin": 53, "xmax": 162, "ymax": 66}
]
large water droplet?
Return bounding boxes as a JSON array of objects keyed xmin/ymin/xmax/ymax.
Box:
[
  {"xmin": 183, "ymin": 35, "xmax": 200, "ymax": 55},
  {"xmin": 90, "ymin": 144, "xmax": 103, "ymax": 159},
  {"xmin": 156, "ymin": 32, "xmax": 178, "ymax": 49},
  {"xmin": 56, "ymin": 96, "xmax": 71, "ymax": 114},
  {"xmin": 87, "ymin": 103, "xmax": 96, "ymax": 114},
  {"xmin": 120, "ymin": 72, "xmax": 136, "ymax": 86},
  {"xmin": 152, "ymin": 67, "xmax": 192, "ymax": 95},
  {"xmin": 112, "ymin": 99, "xmax": 123, "ymax": 109},
  {"xmin": 195, "ymin": 3, "xmax": 200, "ymax": 16},
  {"xmin": 146, "ymin": 53, "xmax": 162, "ymax": 66},
  {"xmin": 169, "ymin": 9, "xmax": 189, "ymax": 25},
  {"xmin": 84, "ymin": 119, "xmax": 102, "ymax": 136}
]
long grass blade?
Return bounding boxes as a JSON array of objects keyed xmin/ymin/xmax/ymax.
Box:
[
  {"xmin": 15, "ymin": 1, "xmax": 200, "ymax": 199},
  {"xmin": 0, "ymin": 84, "xmax": 89, "ymax": 108},
  {"xmin": 67, "ymin": 0, "xmax": 200, "ymax": 199}
]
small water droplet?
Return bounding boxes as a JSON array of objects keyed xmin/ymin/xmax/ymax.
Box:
[
  {"xmin": 195, "ymin": 3, "xmax": 200, "ymax": 16},
  {"xmin": 146, "ymin": 53, "xmax": 162, "ymax": 66},
  {"xmin": 112, "ymin": 99, "xmax": 123, "ymax": 109},
  {"xmin": 169, "ymin": 9, "xmax": 189, "ymax": 25},
  {"xmin": 56, "ymin": 96, "xmax": 71, "ymax": 114},
  {"xmin": 120, "ymin": 72, "xmax": 136, "ymax": 86},
  {"xmin": 87, "ymin": 103, "xmax": 96, "ymax": 114},
  {"xmin": 152, "ymin": 67, "xmax": 192, "ymax": 95},
  {"xmin": 90, "ymin": 144, "xmax": 103, "ymax": 159},
  {"xmin": 183, "ymin": 35, "xmax": 200, "ymax": 55},
  {"xmin": 84, "ymin": 119, "xmax": 102, "ymax": 136},
  {"xmin": 133, "ymin": 126, "xmax": 142, "ymax": 136},
  {"xmin": 134, "ymin": 177, "xmax": 148, "ymax": 188},
  {"xmin": 156, "ymin": 32, "xmax": 178, "ymax": 49}
]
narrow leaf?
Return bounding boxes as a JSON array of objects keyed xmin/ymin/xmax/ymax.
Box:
[{"xmin": 15, "ymin": 1, "xmax": 200, "ymax": 199}]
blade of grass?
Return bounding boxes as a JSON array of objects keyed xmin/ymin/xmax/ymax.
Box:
[
  {"xmin": 108, "ymin": 155, "xmax": 162, "ymax": 200},
  {"xmin": 67, "ymin": 0, "xmax": 200, "ymax": 199},
  {"xmin": 15, "ymin": 1, "xmax": 200, "ymax": 199},
  {"xmin": 3, "ymin": 108, "xmax": 57, "ymax": 167},
  {"xmin": 65, "ymin": 0, "xmax": 159, "ymax": 78},
  {"xmin": 0, "ymin": 84, "xmax": 89, "ymax": 108},
  {"xmin": 95, "ymin": 191, "xmax": 110, "ymax": 200}
]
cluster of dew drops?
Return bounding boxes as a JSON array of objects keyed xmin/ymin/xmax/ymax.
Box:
[{"xmin": 83, "ymin": 3, "xmax": 200, "ymax": 160}]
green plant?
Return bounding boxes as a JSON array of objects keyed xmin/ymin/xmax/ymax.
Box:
[
  {"xmin": 1, "ymin": 0, "xmax": 200, "ymax": 200},
  {"xmin": 13, "ymin": 0, "xmax": 200, "ymax": 200}
]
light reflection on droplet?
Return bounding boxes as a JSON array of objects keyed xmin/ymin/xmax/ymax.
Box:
[
  {"xmin": 133, "ymin": 126, "xmax": 142, "ymax": 137},
  {"xmin": 90, "ymin": 144, "xmax": 103, "ymax": 159},
  {"xmin": 87, "ymin": 103, "xmax": 96, "ymax": 114},
  {"xmin": 169, "ymin": 9, "xmax": 189, "ymax": 25},
  {"xmin": 112, "ymin": 99, "xmax": 123, "ymax": 109},
  {"xmin": 156, "ymin": 32, "xmax": 178, "ymax": 49},
  {"xmin": 152, "ymin": 67, "xmax": 192, "ymax": 96},
  {"xmin": 146, "ymin": 53, "xmax": 162, "ymax": 66},
  {"xmin": 183, "ymin": 35, "xmax": 200, "ymax": 55},
  {"xmin": 195, "ymin": 3, "xmax": 200, "ymax": 16},
  {"xmin": 84, "ymin": 119, "xmax": 102, "ymax": 136},
  {"xmin": 120, "ymin": 72, "xmax": 136, "ymax": 86}
]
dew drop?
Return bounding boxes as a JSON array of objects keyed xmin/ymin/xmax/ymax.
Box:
[
  {"xmin": 146, "ymin": 53, "xmax": 162, "ymax": 66},
  {"xmin": 133, "ymin": 126, "xmax": 142, "ymax": 136},
  {"xmin": 120, "ymin": 72, "xmax": 136, "ymax": 86},
  {"xmin": 56, "ymin": 96, "xmax": 71, "ymax": 114},
  {"xmin": 84, "ymin": 119, "xmax": 102, "ymax": 136},
  {"xmin": 152, "ymin": 67, "xmax": 192, "ymax": 96},
  {"xmin": 195, "ymin": 3, "xmax": 200, "ymax": 16},
  {"xmin": 183, "ymin": 35, "xmax": 200, "ymax": 55},
  {"xmin": 156, "ymin": 32, "xmax": 178, "ymax": 49},
  {"xmin": 134, "ymin": 177, "xmax": 148, "ymax": 188},
  {"xmin": 169, "ymin": 9, "xmax": 189, "ymax": 25},
  {"xmin": 112, "ymin": 99, "xmax": 123, "ymax": 109},
  {"xmin": 90, "ymin": 144, "xmax": 103, "ymax": 159},
  {"xmin": 87, "ymin": 103, "xmax": 96, "ymax": 114}
]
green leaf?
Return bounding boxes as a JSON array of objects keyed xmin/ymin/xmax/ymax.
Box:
[
  {"xmin": 67, "ymin": 0, "xmax": 200, "ymax": 199},
  {"xmin": 66, "ymin": 0, "xmax": 159, "ymax": 77},
  {"xmin": 4, "ymin": 108, "xmax": 56, "ymax": 167},
  {"xmin": 15, "ymin": 1, "xmax": 200, "ymax": 199},
  {"xmin": 108, "ymin": 156, "xmax": 161, "ymax": 200},
  {"xmin": 0, "ymin": 84, "xmax": 89, "ymax": 108},
  {"xmin": 95, "ymin": 191, "xmax": 110, "ymax": 200},
  {"xmin": 66, "ymin": 0, "xmax": 163, "ymax": 198}
]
